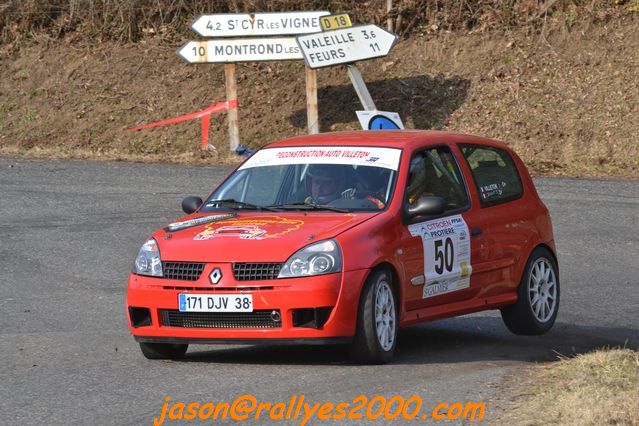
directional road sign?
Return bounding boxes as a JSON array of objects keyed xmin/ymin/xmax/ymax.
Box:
[
  {"xmin": 296, "ymin": 24, "xmax": 398, "ymax": 69},
  {"xmin": 320, "ymin": 14, "xmax": 352, "ymax": 31},
  {"xmin": 191, "ymin": 11, "xmax": 329, "ymax": 38},
  {"xmin": 177, "ymin": 38, "xmax": 303, "ymax": 63}
]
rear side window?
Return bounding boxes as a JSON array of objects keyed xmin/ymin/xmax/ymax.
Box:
[{"xmin": 460, "ymin": 145, "xmax": 523, "ymax": 207}]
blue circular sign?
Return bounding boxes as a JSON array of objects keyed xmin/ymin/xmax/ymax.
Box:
[{"xmin": 368, "ymin": 115, "xmax": 401, "ymax": 130}]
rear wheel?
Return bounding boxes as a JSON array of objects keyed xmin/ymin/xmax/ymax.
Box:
[
  {"xmin": 139, "ymin": 342, "xmax": 188, "ymax": 360},
  {"xmin": 501, "ymin": 247, "xmax": 559, "ymax": 335},
  {"xmin": 349, "ymin": 268, "xmax": 398, "ymax": 364}
]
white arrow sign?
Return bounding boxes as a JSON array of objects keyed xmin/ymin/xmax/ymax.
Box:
[
  {"xmin": 177, "ymin": 38, "xmax": 303, "ymax": 63},
  {"xmin": 296, "ymin": 24, "xmax": 398, "ymax": 69},
  {"xmin": 191, "ymin": 11, "xmax": 329, "ymax": 37}
]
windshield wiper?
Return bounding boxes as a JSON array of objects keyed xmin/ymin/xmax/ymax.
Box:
[
  {"xmin": 206, "ymin": 199, "xmax": 281, "ymax": 212},
  {"xmin": 267, "ymin": 202, "xmax": 349, "ymax": 213}
]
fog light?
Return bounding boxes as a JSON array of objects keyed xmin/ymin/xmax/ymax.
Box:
[{"xmin": 129, "ymin": 307, "xmax": 151, "ymax": 328}]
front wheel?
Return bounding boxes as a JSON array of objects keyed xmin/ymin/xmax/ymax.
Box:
[
  {"xmin": 501, "ymin": 247, "xmax": 560, "ymax": 335},
  {"xmin": 139, "ymin": 342, "xmax": 188, "ymax": 360},
  {"xmin": 349, "ymin": 268, "xmax": 398, "ymax": 364}
]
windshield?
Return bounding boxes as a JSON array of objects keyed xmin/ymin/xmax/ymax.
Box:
[{"xmin": 201, "ymin": 146, "xmax": 402, "ymax": 213}]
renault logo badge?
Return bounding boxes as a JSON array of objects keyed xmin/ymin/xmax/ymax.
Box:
[{"xmin": 209, "ymin": 268, "xmax": 222, "ymax": 284}]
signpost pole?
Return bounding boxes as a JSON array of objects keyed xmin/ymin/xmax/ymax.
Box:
[
  {"xmin": 305, "ymin": 67, "xmax": 319, "ymax": 134},
  {"xmin": 387, "ymin": 0, "xmax": 394, "ymax": 31},
  {"xmin": 224, "ymin": 63, "xmax": 240, "ymax": 151},
  {"xmin": 346, "ymin": 65, "xmax": 377, "ymax": 111}
]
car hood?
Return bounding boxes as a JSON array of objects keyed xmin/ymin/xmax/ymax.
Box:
[{"xmin": 154, "ymin": 211, "xmax": 378, "ymax": 262}]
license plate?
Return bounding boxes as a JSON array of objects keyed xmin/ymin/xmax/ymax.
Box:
[{"xmin": 178, "ymin": 293, "xmax": 253, "ymax": 312}]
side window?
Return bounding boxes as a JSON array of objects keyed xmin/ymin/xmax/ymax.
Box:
[
  {"xmin": 460, "ymin": 144, "xmax": 523, "ymax": 206},
  {"xmin": 405, "ymin": 146, "xmax": 469, "ymax": 215}
]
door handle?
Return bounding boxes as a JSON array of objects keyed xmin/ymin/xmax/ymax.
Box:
[{"xmin": 470, "ymin": 227, "xmax": 483, "ymax": 236}]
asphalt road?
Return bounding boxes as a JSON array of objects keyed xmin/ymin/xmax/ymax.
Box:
[{"xmin": 1, "ymin": 157, "xmax": 637, "ymax": 425}]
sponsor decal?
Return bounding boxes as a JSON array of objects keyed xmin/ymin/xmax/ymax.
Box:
[
  {"xmin": 479, "ymin": 181, "xmax": 507, "ymax": 200},
  {"xmin": 194, "ymin": 216, "xmax": 304, "ymax": 241},
  {"xmin": 422, "ymin": 278, "xmax": 470, "ymax": 298},
  {"xmin": 239, "ymin": 146, "xmax": 402, "ymax": 171},
  {"xmin": 275, "ymin": 148, "xmax": 371, "ymax": 159},
  {"xmin": 408, "ymin": 214, "xmax": 473, "ymax": 299}
]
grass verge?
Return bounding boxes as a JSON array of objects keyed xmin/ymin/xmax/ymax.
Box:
[{"xmin": 506, "ymin": 348, "xmax": 639, "ymax": 426}]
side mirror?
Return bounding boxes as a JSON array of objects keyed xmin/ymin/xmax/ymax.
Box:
[
  {"xmin": 182, "ymin": 196, "xmax": 203, "ymax": 214},
  {"xmin": 407, "ymin": 196, "xmax": 446, "ymax": 218}
]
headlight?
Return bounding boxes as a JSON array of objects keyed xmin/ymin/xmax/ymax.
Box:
[
  {"xmin": 134, "ymin": 238, "xmax": 163, "ymax": 277},
  {"xmin": 278, "ymin": 239, "xmax": 342, "ymax": 278}
]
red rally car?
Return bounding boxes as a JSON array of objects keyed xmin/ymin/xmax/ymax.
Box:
[{"xmin": 127, "ymin": 131, "xmax": 559, "ymax": 363}]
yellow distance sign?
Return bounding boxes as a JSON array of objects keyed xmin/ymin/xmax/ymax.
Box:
[{"xmin": 320, "ymin": 14, "xmax": 352, "ymax": 31}]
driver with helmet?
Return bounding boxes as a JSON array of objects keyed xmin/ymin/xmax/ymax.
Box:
[
  {"xmin": 304, "ymin": 164, "xmax": 346, "ymax": 204},
  {"xmin": 304, "ymin": 164, "xmax": 385, "ymax": 209}
]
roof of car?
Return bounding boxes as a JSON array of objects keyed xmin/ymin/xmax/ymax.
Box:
[{"xmin": 265, "ymin": 130, "xmax": 509, "ymax": 151}]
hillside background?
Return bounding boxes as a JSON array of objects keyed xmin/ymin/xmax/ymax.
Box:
[{"xmin": 0, "ymin": 0, "xmax": 637, "ymax": 177}]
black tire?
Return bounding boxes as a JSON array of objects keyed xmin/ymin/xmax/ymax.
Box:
[
  {"xmin": 139, "ymin": 342, "xmax": 188, "ymax": 360},
  {"xmin": 349, "ymin": 268, "xmax": 398, "ymax": 364},
  {"xmin": 501, "ymin": 246, "xmax": 560, "ymax": 335}
]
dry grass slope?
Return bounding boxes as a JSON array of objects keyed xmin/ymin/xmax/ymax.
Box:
[
  {"xmin": 0, "ymin": 1, "xmax": 637, "ymax": 176},
  {"xmin": 3, "ymin": 1, "xmax": 628, "ymax": 44},
  {"xmin": 506, "ymin": 348, "xmax": 639, "ymax": 426}
]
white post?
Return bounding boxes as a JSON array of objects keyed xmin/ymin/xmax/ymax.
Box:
[
  {"xmin": 305, "ymin": 66, "xmax": 320, "ymax": 134},
  {"xmin": 224, "ymin": 63, "xmax": 240, "ymax": 150},
  {"xmin": 347, "ymin": 65, "xmax": 377, "ymax": 111}
]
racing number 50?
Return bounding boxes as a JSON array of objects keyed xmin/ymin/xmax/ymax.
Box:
[{"xmin": 434, "ymin": 238, "xmax": 454, "ymax": 274}]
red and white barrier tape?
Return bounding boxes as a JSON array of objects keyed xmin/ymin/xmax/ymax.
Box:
[{"xmin": 127, "ymin": 100, "xmax": 238, "ymax": 149}]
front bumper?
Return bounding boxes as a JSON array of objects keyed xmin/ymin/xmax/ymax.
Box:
[
  {"xmin": 126, "ymin": 268, "xmax": 369, "ymax": 342},
  {"xmin": 134, "ymin": 336, "xmax": 352, "ymax": 345}
]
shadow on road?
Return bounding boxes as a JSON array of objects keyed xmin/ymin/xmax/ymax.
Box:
[
  {"xmin": 288, "ymin": 73, "xmax": 470, "ymax": 131},
  {"xmin": 183, "ymin": 316, "xmax": 638, "ymax": 366}
]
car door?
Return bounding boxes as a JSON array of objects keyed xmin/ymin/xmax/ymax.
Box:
[
  {"xmin": 458, "ymin": 143, "xmax": 531, "ymax": 297},
  {"xmin": 400, "ymin": 144, "xmax": 484, "ymax": 312}
]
